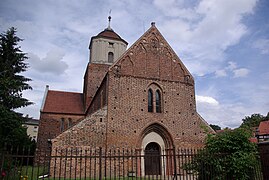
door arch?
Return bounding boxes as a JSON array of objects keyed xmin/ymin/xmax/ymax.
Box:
[{"xmin": 145, "ymin": 142, "xmax": 161, "ymax": 175}]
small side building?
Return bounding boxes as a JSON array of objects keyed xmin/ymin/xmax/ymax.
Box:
[
  {"xmin": 257, "ymin": 120, "xmax": 269, "ymax": 142},
  {"xmin": 22, "ymin": 118, "xmax": 39, "ymax": 141}
]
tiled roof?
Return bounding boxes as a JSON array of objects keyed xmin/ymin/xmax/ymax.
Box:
[
  {"xmin": 259, "ymin": 120, "xmax": 269, "ymax": 135},
  {"xmin": 42, "ymin": 90, "xmax": 84, "ymax": 115},
  {"xmin": 93, "ymin": 29, "xmax": 128, "ymax": 45}
]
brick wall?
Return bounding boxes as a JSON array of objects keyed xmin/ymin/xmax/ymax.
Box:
[
  {"xmin": 83, "ymin": 63, "xmax": 110, "ymax": 108},
  {"xmin": 52, "ymin": 107, "xmax": 107, "ymax": 148},
  {"xmin": 86, "ymin": 76, "xmax": 108, "ymax": 115},
  {"xmin": 36, "ymin": 113, "xmax": 85, "ymax": 160},
  {"xmin": 106, "ymin": 74, "xmax": 209, "ymax": 149}
]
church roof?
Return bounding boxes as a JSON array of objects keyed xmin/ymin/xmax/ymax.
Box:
[
  {"xmin": 42, "ymin": 90, "xmax": 84, "ymax": 115},
  {"xmin": 89, "ymin": 29, "xmax": 128, "ymax": 49}
]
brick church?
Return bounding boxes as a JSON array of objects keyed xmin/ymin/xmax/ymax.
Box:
[{"xmin": 36, "ymin": 18, "xmax": 214, "ymax": 162}]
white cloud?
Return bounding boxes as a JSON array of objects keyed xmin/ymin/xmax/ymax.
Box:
[
  {"xmin": 215, "ymin": 69, "xmax": 227, "ymax": 77},
  {"xmin": 196, "ymin": 95, "xmax": 219, "ymax": 106},
  {"xmin": 227, "ymin": 61, "xmax": 237, "ymax": 70},
  {"xmin": 196, "ymin": 97, "xmax": 248, "ymax": 128},
  {"xmin": 214, "ymin": 61, "xmax": 249, "ymax": 78},
  {"xmin": 233, "ymin": 68, "xmax": 250, "ymax": 78},
  {"xmin": 159, "ymin": 0, "xmax": 257, "ymax": 76},
  {"xmin": 28, "ymin": 49, "xmax": 68, "ymax": 75},
  {"xmin": 253, "ymin": 38, "xmax": 269, "ymax": 54}
]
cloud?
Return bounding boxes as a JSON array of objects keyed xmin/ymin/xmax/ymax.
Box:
[
  {"xmin": 214, "ymin": 61, "xmax": 249, "ymax": 78},
  {"xmin": 28, "ymin": 49, "xmax": 68, "ymax": 75},
  {"xmin": 233, "ymin": 68, "xmax": 250, "ymax": 78},
  {"xmin": 227, "ymin": 61, "xmax": 237, "ymax": 70},
  {"xmin": 215, "ymin": 69, "xmax": 227, "ymax": 77},
  {"xmin": 196, "ymin": 96, "xmax": 248, "ymax": 128},
  {"xmin": 196, "ymin": 95, "xmax": 219, "ymax": 106},
  {"xmin": 158, "ymin": 0, "xmax": 258, "ymax": 76},
  {"xmin": 253, "ymin": 38, "xmax": 269, "ymax": 54}
]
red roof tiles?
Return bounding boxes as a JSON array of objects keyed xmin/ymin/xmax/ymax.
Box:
[
  {"xmin": 259, "ymin": 120, "xmax": 269, "ymax": 135},
  {"xmin": 42, "ymin": 90, "xmax": 84, "ymax": 114},
  {"xmin": 91, "ymin": 29, "xmax": 128, "ymax": 45}
]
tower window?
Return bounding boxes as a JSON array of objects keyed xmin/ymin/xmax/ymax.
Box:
[
  {"xmin": 156, "ymin": 90, "xmax": 161, "ymax": 113},
  {"xmin": 148, "ymin": 89, "xmax": 153, "ymax": 112},
  {"xmin": 108, "ymin": 52, "xmax": 114, "ymax": 63},
  {"xmin": 109, "ymin": 42, "xmax": 114, "ymax": 47}
]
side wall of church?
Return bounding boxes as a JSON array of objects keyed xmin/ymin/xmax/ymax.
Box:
[
  {"xmin": 52, "ymin": 107, "xmax": 107, "ymax": 148},
  {"xmin": 37, "ymin": 113, "xmax": 85, "ymax": 152},
  {"xmin": 106, "ymin": 74, "xmax": 210, "ymax": 149}
]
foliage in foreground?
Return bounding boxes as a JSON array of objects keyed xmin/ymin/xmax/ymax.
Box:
[{"xmin": 184, "ymin": 128, "xmax": 260, "ymax": 180}]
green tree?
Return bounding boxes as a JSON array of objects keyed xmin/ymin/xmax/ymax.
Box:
[
  {"xmin": 0, "ymin": 27, "xmax": 33, "ymax": 148},
  {"xmin": 185, "ymin": 128, "xmax": 259, "ymax": 180},
  {"xmin": 240, "ymin": 113, "xmax": 266, "ymax": 129},
  {"xmin": 209, "ymin": 124, "xmax": 221, "ymax": 131}
]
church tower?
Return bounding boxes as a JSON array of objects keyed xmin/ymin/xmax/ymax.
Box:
[{"xmin": 83, "ymin": 16, "xmax": 128, "ymax": 109}]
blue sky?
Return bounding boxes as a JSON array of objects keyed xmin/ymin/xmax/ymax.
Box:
[{"xmin": 0, "ymin": 0, "xmax": 268, "ymax": 128}]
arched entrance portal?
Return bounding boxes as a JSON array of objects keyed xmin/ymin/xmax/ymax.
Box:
[
  {"xmin": 138, "ymin": 123, "xmax": 174, "ymax": 176},
  {"xmin": 145, "ymin": 142, "xmax": 161, "ymax": 175}
]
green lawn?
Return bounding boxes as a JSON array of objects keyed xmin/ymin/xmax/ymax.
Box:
[{"xmin": 4, "ymin": 166, "xmax": 161, "ymax": 180}]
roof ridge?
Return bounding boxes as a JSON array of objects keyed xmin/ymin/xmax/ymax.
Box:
[{"xmin": 48, "ymin": 90, "xmax": 83, "ymax": 94}]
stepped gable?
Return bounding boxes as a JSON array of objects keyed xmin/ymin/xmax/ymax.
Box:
[
  {"xmin": 109, "ymin": 22, "xmax": 194, "ymax": 84},
  {"xmin": 42, "ymin": 90, "xmax": 84, "ymax": 115}
]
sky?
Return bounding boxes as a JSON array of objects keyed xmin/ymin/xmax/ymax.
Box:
[{"xmin": 0, "ymin": 0, "xmax": 268, "ymax": 128}]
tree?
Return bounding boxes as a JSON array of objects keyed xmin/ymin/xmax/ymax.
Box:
[
  {"xmin": 209, "ymin": 124, "xmax": 221, "ymax": 131},
  {"xmin": 185, "ymin": 128, "xmax": 259, "ymax": 180},
  {"xmin": 240, "ymin": 113, "xmax": 267, "ymax": 129},
  {"xmin": 0, "ymin": 27, "xmax": 33, "ymax": 147}
]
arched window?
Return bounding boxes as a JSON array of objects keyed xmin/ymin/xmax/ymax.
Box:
[
  {"xmin": 68, "ymin": 118, "xmax": 72, "ymax": 128},
  {"xmin": 108, "ymin": 52, "xmax": 114, "ymax": 63},
  {"xmin": 156, "ymin": 90, "xmax": 161, "ymax": 113},
  {"xmin": 148, "ymin": 89, "xmax": 153, "ymax": 112},
  {"xmin": 60, "ymin": 118, "xmax": 65, "ymax": 132}
]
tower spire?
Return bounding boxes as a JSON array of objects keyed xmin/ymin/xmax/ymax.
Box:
[{"xmin": 106, "ymin": 10, "xmax": 113, "ymax": 31}]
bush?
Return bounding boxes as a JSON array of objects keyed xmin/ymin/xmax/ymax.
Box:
[{"xmin": 184, "ymin": 128, "xmax": 260, "ymax": 180}]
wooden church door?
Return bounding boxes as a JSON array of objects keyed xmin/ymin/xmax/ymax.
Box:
[{"xmin": 145, "ymin": 142, "xmax": 161, "ymax": 175}]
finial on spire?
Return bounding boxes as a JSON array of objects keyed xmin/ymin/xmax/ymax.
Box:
[{"xmin": 107, "ymin": 10, "xmax": 112, "ymax": 30}]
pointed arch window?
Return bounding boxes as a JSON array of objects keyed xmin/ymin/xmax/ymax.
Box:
[
  {"xmin": 156, "ymin": 90, "xmax": 161, "ymax": 113},
  {"xmin": 108, "ymin": 52, "xmax": 114, "ymax": 63},
  {"xmin": 60, "ymin": 118, "xmax": 65, "ymax": 132},
  {"xmin": 148, "ymin": 89, "xmax": 153, "ymax": 112},
  {"xmin": 68, "ymin": 118, "xmax": 72, "ymax": 128}
]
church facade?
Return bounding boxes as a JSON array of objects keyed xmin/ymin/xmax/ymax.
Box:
[{"xmin": 36, "ymin": 21, "xmax": 214, "ymax": 165}]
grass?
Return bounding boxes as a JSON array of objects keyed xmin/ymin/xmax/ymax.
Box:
[
  {"xmin": 4, "ymin": 166, "xmax": 48, "ymax": 180},
  {"xmin": 3, "ymin": 166, "xmax": 160, "ymax": 180}
]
